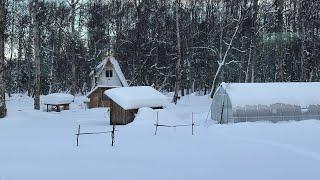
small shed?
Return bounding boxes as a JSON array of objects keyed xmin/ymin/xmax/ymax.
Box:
[
  {"xmin": 211, "ymin": 82, "xmax": 320, "ymax": 124},
  {"xmin": 105, "ymin": 86, "xmax": 168, "ymax": 125},
  {"xmin": 87, "ymin": 56, "xmax": 128, "ymax": 108}
]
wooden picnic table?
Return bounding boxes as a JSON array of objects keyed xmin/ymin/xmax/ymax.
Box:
[{"xmin": 45, "ymin": 103, "xmax": 70, "ymax": 112}]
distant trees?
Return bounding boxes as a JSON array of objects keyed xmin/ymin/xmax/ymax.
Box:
[
  {"xmin": 0, "ymin": 0, "xmax": 7, "ymax": 117},
  {"xmin": 1, "ymin": 0, "xmax": 320, "ymax": 102}
]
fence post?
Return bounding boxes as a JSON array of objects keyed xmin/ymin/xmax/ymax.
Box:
[
  {"xmin": 154, "ymin": 111, "xmax": 159, "ymax": 135},
  {"xmin": 192, "ymin": 112, "xmax": 194, "ymax": 135},
  {"xmin": 111, "ymin": 125, "xmax": 115, "ymax": 146},
  {"xmin": 107, "ymin": 108, "xmax": 110, "ymax": 125},
  {"xmin": 76, "ymin": 124, "xmax": 81, "ymax": 147}
]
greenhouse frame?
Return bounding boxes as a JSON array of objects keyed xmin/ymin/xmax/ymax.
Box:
[{"xmin": 211, "ymin": 82, "xmax": 320, "ymax": 124}]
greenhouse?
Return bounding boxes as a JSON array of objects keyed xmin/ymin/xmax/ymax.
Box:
[{"xmin": 211, "ymin": 82, "xmax": 320, "ymax": 124}]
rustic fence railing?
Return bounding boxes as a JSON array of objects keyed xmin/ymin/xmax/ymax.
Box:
[
  {"xmin": 154, "ymin": 112, "xmax": 197, "ymax": 135},
  {"xmin": 75, "ymin": 124, "xmax": 117, "ymax": 147}
]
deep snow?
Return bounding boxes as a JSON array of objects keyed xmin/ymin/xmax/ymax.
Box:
[{"xmin": 0, "ymin": 94, "xmax": 319, "ymax": 180}]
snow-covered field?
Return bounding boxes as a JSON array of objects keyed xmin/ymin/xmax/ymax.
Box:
[{"xmin": 0, "ymin": 94, "xmax": 320, "ymax": 180}]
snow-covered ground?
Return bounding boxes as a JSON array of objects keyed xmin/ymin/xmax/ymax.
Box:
[{"xmin": 0, "ymin": 94, "xmax": 319, "ymax": 180}]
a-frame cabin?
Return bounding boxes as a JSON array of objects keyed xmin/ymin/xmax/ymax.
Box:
[{"xmin": 87, "ymin": 56, "xmax": 128, "ymax": 108}]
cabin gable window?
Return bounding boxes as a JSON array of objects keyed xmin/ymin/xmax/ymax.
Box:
[{"xmin": 106, "ymin": 70, "xmax": 113, "ymax": 77}]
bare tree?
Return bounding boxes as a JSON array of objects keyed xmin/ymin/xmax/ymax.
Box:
[
  {"xmin": 0, "ymin": 0, "xmax": 7, "ymax": 118},
  {"xmin": 209, "ymin": 10, "xmax": 244, "ymax": 98},
  {"xmin": 245, "ymin": 0, "xmax": 259, "ymax": 83},
  {"xmin": 31, "ymin": 0, "xmax": 41, "ymax": 110},
  {"xmin": 274, "ymin": 0, "xmax": 284, "ymax": 82},
  {"xmin": 70, "ymin": 0, "xmax": 77, "ymax": 96},
  {"xmin": 172, "ymin": 0, "xmax": 182, "ymax": 104},
  {"xmin": 250, "ymin": 0, "xmax": 259, "ymax": 83}
]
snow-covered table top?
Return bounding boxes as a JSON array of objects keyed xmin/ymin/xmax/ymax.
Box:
[{"xmin": 42, "ymin": 93, "xmax": 74, "ymax": 105}]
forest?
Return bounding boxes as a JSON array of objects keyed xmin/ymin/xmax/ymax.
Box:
[{"xmin": 0, "ymin": 0, "xmax": 320, "ymax": 113}]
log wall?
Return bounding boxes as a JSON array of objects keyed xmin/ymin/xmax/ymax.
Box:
[{"xmin": 87, "ymin": 87, "xmax": 112, "ymax": 109}]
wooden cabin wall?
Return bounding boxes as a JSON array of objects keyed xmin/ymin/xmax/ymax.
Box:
[
  {"xmin": 110, "ymin": 101, "xmax": 137, "ymax": 125},
  {"xmin": 88, "ymin": 87, "xmax": 112, "ymax": 108}
]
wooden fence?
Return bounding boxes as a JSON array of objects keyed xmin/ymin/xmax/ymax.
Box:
[{"xmin": 75, "ymin": 124, "xmax": 117, "ymax": 146}]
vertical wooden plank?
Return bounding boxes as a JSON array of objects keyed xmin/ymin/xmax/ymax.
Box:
[
  {"xmin": 154, "ymin": 111, "xmax": 159, "ymax": 135},
  {"xmin": 76, "ymin": 124, "xmax": 80, "ymax": 147},
  {"xmin": 111, "ymin": 125, "xmax": 115, "ymax": 146},
  {"xmin": 192, "ymin": 112, "xmax": 194, "ymax": 135}
]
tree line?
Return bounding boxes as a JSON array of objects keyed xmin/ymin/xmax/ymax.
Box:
[{"xmin": 0, "ymin": 0, "xmax": 320, "ymax": 116}]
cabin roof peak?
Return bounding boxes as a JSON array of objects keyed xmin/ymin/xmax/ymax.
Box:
[{"xmin": 89, "ymin": 56, "xmax": 128, "ymax": 87}]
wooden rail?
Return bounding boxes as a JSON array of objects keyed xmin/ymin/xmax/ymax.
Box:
[
  {"xmin": 154, "ymin": 112, "xmax": 197, "ymax": 135},
  {"xmin": 75, "ymin": 124, "xmax": 117, "ymax": 147}
]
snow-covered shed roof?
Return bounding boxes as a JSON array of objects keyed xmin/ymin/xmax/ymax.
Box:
[
  {"xmin": 42, "ymin": 93, "xmax": 74, "ymax": 105},
  {"xmin": 89, "ymin": 56, "xmax": 128, "ymax": 87},
  {"xmin": 86, "ymin": 85, "xmax": 121, "ymax": 97},
  {"xmin": 105, "ymin": 86, "xmax": 168, "ymax": 110},
  {"xmin": 217, "ymin": 82, "xmax": 320, "ymax": 108}
]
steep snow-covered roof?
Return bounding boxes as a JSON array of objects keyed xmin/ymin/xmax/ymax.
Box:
[
  {"xmin": 89, "ymin": 56, "xmax": 128, "ymax": 87},
  {"xmin": 42, "ymin": 93, "xmax": 74, "ymax": 105},
  {"xmin": 105, "ymin": 86, "xmax": 168, "ymax": 110},
  {"xmin": 218, "ymin": 82, "xmax": 320, "ymax": 108}
]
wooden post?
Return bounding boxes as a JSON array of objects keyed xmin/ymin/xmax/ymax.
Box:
[
  {"xmin": 107, "ymin": 108, "xmax": 110, "ymax": 125},
  {"xmin": 154, "ymin": 111, "xmax": 159, "ymax": 135},
  {"xmin": 76, "ymin": 124, "xmax": 80, "ymax": 147},
  {"xmin": 64, "ymin": 104, "xmax": 69, "ymax": 110},
  {"xmin": 111, "ymin": 125, "xmax": 115, "ymax": 146},
  {"xmin": 192, "ymin": 112, "xmax": 194, "ymax": 135}
]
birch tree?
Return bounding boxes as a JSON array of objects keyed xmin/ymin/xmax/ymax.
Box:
[
  {"xmin": 0, "ymin": 0, "xmax": 7, "ymax": 118},
  {"xmin": 31, "ymin": 0, "xmax": 41, "ymax": 110},
  {"xmin": 209, "ymin": 9, "xmax": 244, "ymax": 98}
]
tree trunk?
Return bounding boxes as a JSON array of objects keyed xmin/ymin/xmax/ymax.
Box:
[
  {"xmin": 172, "ymin": 0, "xmax": 182, "ymax": 104},
  {"xmin": 17, "ymin": 24, "xmax": 24, "ymax": 93},
  {"xmin": 245, "ymin": 40, "xmax": 253, "ymax": 83},
  {"xmin": 48, "ymin": 43, "xmax": 55, "ymax": 94},
  {"xmin": 0, "ymin": 0, "xmax": 7, "ymax": 118},
  {"xmin": 32, "ymin": 0, "xmax": 41, "ymax": 110},
  {"xmin": 209, "ymin": 17, "xmax": 241, "ymax": 98},
  {"xmin": 26, "ymin": 24, "xmax": 33, "ymax": 97},
  {"xmin": 250, "ymin": 0, "xmax": 259, "ymax": 82},
  {"xmin": 70, "ymin": 0, "xmax": 77, "ymax": 95},
  {"xmin": 275, "ymin": 0, "xmax": 285, "ymax": 82}
]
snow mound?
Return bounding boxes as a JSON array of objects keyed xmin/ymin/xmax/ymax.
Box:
[
  {"xmin": 105, "ymin": 86, "xmax": 168, "ymax": 110},
  {"xmin": 133, "ymin": 107, "xmax": 157, "ymax": 125},
  {"xmin": 42, "ymin": 93, "xmax": 74, "ymax": 105},
  {"xmin": 77, "ymin": 96, "xmax": 90, "ymax": 103}
]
